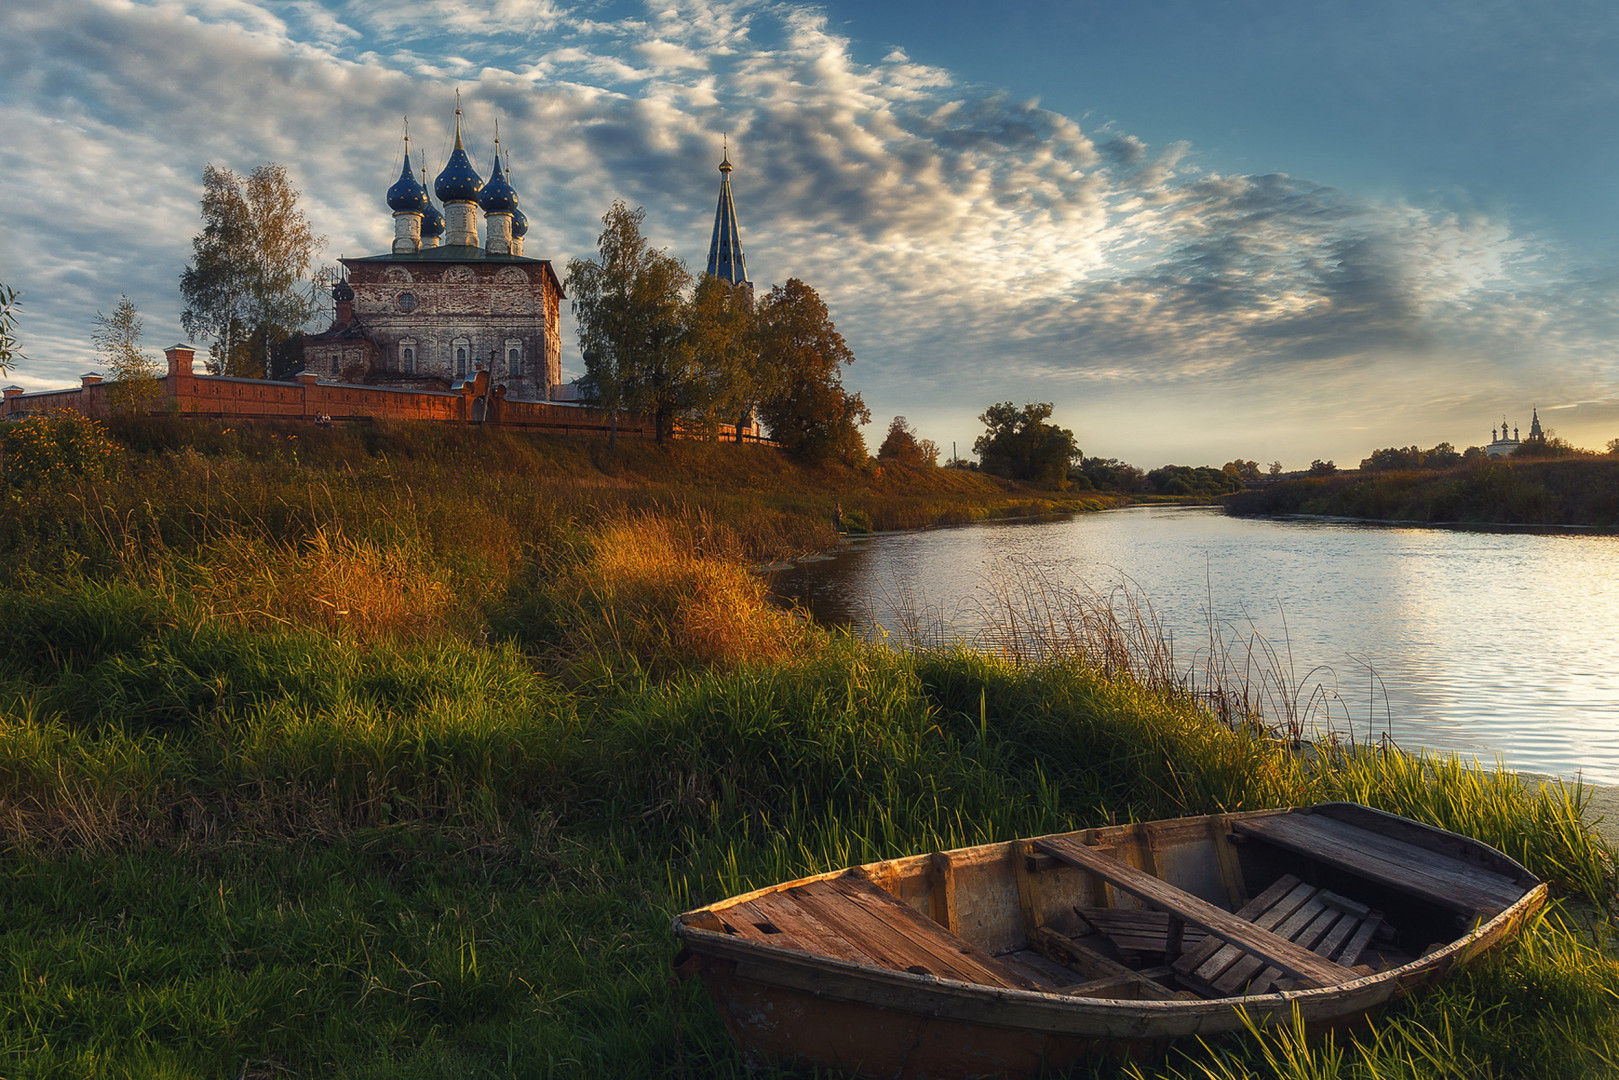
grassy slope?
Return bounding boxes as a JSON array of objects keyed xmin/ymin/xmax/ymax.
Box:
[
  {"xmin": 1226, "ymin": 458, "xmax": 1619, "ymax": 527},
  {"xmin": 0, "ymin": 416, "xmax": 1615, "ymax": 1079}
]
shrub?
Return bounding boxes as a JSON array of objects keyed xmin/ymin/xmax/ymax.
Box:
[{"xmin": 0, "ymin": 411, "xmax": 119, "ymax": 487}]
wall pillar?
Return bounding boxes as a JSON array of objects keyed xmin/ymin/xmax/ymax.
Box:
[
  {"xmin": 164, "ymin": 344, "xmax": 197, "ymax": 412},
  {"xmin": 298, "ymin": 370, "xmax": 322, "ymax": 420}
]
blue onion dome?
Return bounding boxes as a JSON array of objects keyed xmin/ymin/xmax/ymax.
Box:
[
  {"xmin": 434, "ymin": 117, "xmax": 483, "ymax": 203},
  {"xmin": 479, "ymin": 148, "xmax": 517, "ymax": 213},
  {"xmin": 386, "ymin": 147, "xmax": 428, "ymax": 213},
  {"xmin": 422, "ymin": 195, "xmax": 446, "ymax": 239},
  {"xmin": 511, "ymin": 205, "xmax": 529, "ymax": 239}
]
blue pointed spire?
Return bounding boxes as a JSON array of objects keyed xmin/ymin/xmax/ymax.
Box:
[{"xmin": 705, "ymin": 140, "xmax": 749, "ymax": 285}]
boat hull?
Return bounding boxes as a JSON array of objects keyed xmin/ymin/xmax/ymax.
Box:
[{"xmin": 675, "ymin": 806, "xmax": 1546, "ymax": 1078}]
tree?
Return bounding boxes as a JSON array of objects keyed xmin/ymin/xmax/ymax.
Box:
[
  {"xmin": 1267, "ymin": 461, "xmax": 1284, "ymax": 476},
  {"xmin": 1307, "ymin": 459, "xmax": 1338, "ymax": 476},
  {"xmin": 877, "ymin": 416, "xmax": 938, "ymax": 467},
  {"xmin": 1607, "ymin": 438, "xmax": 1619, "ymax": 456},
  {"xmin": 973, "ymin": 402, "xmax": 1078, "ymax": 485},
  {"xmin": 1077, "ymin": 456, "xmax": 1144, "ymax": 492},
  {"xmin": 93, "ymin": 296, "xmax": 162, "ymax": 414},
  {"xmin": 683, "ymin": 273, "xmax": 759, "ymax": 441},
  {"xmin": 567, "ymin": 201, "xmax": 701, "ymax": 445},
  {"xmin": 1222, "ymin": 459, "xmax": 1261, "ymax": 483},
  {"xmin": 180, "ymin": 163, "xmax": 324, "ymax": 377},
  {"xmin": 755, "ymin": 278, "xmax": 869, "ymax": 465},
  {"xmin": 0, "ymin": 280, "xmax": 22, "ymax": 376},
  {"xmin": 1360, "ymin": 442, "xmax": 1464, "ymax": 472},
  {"xmin": 1149, "ymin": 464, "xmax": 1241, "ymax": 496}
]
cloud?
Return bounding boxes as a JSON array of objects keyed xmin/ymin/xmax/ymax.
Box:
[{"xmin": 2, "ymin": 0, "xmax": 1614, "ymax": 460}]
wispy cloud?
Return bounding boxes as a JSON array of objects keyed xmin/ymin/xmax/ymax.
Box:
[{"xmin": 1, "ymin": 0, "xmax": 1614, "ymax": 461}]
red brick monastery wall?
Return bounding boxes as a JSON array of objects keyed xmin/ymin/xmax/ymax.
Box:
[{"xmin": 0, "ymin": 345, "xmax": 692, "ymax": 441}]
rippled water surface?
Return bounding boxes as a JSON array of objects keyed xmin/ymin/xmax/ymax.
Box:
[{"xmin": 773, "ymin": 506, "xmax": 1619, "ymax": 784}]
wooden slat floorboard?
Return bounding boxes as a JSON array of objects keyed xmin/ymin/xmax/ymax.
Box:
[
  {"xmin": 1211, "ymin": 895, "xmax": 1334, "ymax": 995},
  {"xmin": 1036, "ymin": 837, "xmax": 1355, "ymax": 989},
  {"xmin": 1180, "ymin": 879, "xmax": 1316, "ymax": 985},
  {"xmin": 1170, "ymin": 875, "xmax": 1303, "ymax": 978}
]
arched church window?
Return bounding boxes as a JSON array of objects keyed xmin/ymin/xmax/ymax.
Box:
[
  {"xmin": 506, "ymin": 340, "xmax": 522, "ymax": 376},
  {"xmin": 401, "ymin": 340, "xmax": 417, "ymax": 374},
  {"xmin": 455, "ymin": 343, "xmax": 468, "ymax": 378}
]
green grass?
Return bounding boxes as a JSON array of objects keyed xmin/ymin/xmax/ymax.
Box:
[{"xmin": 0, "ymin": 414, "xmax": 1614, "ymax": 1078}]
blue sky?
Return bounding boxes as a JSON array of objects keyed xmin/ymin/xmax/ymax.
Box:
[{"xmin": 2, "ymin": 0, "xmax": 1616, "ymax": 468}]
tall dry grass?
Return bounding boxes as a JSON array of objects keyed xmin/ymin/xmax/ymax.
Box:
[{"xmin": 558, "ymin": 511, "xmax": 820, "ymax": 675}]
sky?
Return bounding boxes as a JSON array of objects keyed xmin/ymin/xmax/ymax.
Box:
[{"xmin": 2, "ymin": 0, "xmax": 1617, "ymax": 470}]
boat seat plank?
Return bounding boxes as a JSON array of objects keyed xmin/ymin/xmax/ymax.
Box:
[
  {"xmin": 769, "ymin": 874, "xmax": 1043, "ymax": 991},
  {"xmin": 1231, "ymin": 813, "xmax": 1523, "ymax": 915},
  {"xmin": 1035, "ymin": 837, "xmax": 1356, "ymax": 989}
]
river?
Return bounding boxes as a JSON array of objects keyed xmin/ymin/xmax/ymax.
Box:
[{"xmin": 771, "ymin": 506, "xmax": 1619, "ymax": 785}]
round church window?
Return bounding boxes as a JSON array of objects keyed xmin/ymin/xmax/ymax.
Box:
[{"xmin": 397, "ymin": 292, "xmax": 418, "ymax": 312}]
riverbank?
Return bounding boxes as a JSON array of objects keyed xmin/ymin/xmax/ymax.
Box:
[
  {"xmin": 1224, "ymin": 457, "xmax": 1619, "ymax": 527},
  {"xmin": 0, "ymin": 415, "xmax": 1614, "ymax": 1077}
]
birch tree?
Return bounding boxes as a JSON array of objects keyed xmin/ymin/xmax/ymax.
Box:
[
  {"xmin": 180, "ymin": 163, "xmax": 324, "ymax": 377},
  {"xmin": 93, "ymin": 295, "xmax": 163, "ymax": 413}
]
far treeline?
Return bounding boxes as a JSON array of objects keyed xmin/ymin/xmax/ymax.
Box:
[
  {"xmin": 950, "ymin": 401, "xmax": 1264, "ymax": 498},
  {"xmin": 1228, "ymin": 437, "xmax": 1619, "ymax": 527}
]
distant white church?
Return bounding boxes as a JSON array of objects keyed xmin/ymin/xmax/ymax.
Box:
[{"xmin": 1484, "ymin": 409, "xmax": 1544, "ymax": 458}]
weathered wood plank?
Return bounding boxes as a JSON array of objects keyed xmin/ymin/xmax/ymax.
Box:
[
  {"xmin": 788, "ymin": 880, "xmax": 995, "ymax": 985},
  {"xmin": 929, "ymin": 851, "xmax": 960, "ymax": 935},
  {"xmin": 727, "ymin": 894, "xmax": 875, "ymax": 966},
  {"xmin": 1244, "ymin": 906, "xmax": 1348, "ymax": 995},
  {"xmin": 1313, "ymin": 905, "xmax": 1365, "ymax": 963},
  {"xmin": 1028, "ymin": 927, "xmax": 1179, "ymax": 1000},
  {"xmin": 1170, "ymin": 874, "xmax": 1304, "ymax": 981},
  {"xmin": 1077, "ymin": 908, "xmax": 1209, "ymax": 954},
  {"xmin": 1337, "ymin": 915, "xmax": 1384, "ymax": 968},
  {"xmin": 790, "ymin": 874, "xmax": 1044, "ymax": 990},
  {"xmin": 1186, "ymin": 881, "xmax": 1319, "ymax": 988},
  {"xmin": 1232, "ymin": 813, "xmax": 1523, "ymax": 915},
  {"xmin": 1036, "ymin": 837, "xmax": 1355, "ymax": 989},
  {"xmin": 1213, "ymin": 895, "xmax": 1335, "ymax": 995}
]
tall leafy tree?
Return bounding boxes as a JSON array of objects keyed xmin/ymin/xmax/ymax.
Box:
[
  {"xmin": 569, "ymin": 200, "xmax": 751, "ymax": 446},
  {"xmin": 93, "ymin": 295, "xmax": 162, "ymax": 414},
  {"xmin": 567, "ymin": 201, "xmax": 695, "ymax": 445},
  {"xmin": 755, "ymin": 278, "xmax": 869, "ymax": 465},
  {"xmin": 179, "ymin": 163, "xmax": 324, "ymax": 377},
  {"xmin": 973, "ymin": 401, "xmax": 1079, "ymax": 485},
  {"xmin": 683, "ymin": 274, "xmax": 759, "ymax": 441}
]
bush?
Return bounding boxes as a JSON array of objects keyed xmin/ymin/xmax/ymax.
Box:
[{"xmin": 0, "ymin": 411, "xmax": 119, "ymax": 487}]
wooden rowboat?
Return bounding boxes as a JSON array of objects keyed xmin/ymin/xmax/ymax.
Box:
[{"xmin": 673, "ymin": 803, "xmax": 1545, "ymax": 1078}]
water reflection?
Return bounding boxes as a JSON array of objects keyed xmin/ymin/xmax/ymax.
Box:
[{"xmin": 771, "ymin": 506, "xmax": 1619, "ymax": 784}]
